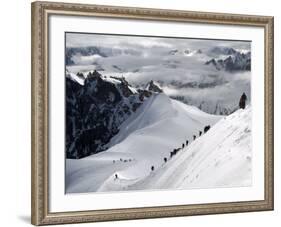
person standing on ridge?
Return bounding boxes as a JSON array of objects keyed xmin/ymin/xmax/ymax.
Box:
[{"xmin": 239, "ymin": 92, "xmax": 247, "ymax": 109}]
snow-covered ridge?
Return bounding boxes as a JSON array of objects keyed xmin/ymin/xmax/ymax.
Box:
[
  {"xmin": 66, "ymin": 102, "xmax": 251, "ymax": 193},
  {"xmin": 66, "ymin": 70, "xmax": 163, "ymax": 159},
  {"xmin": 66, "ymin": 92, "xmax": 222, "ymax": 193},
  {"xmin": 128, "ymin": 105, "xmax": 252, "ymax": 190}
]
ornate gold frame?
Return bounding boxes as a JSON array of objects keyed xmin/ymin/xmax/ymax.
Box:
[{"xmin": 31, "ymin": 1, "xmax": 274, "ymax": 225}]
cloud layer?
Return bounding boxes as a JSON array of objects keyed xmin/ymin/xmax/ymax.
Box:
[{"xmin": 66, "ymin": 32, "xmax": 251, "ymax": 114}]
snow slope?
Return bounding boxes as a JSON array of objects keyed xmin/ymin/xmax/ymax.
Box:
[
  {"xmin": 66, "ymin": 93, "xmax": 221, "ymax": 193},
  {"xmin": 128, "ymin": 105, "xmax": 252, "ymax": 190}
]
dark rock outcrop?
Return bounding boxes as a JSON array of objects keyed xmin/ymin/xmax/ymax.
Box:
[
  {"xmin": 66, "ymin": 71, "xmax": 160, "ymax": 159},
  {"xmin": 205, "ymin": 51, "xmax": 251, "ymax": 71},
  {"xmin": 146, "ymin": 80, "xmax": 163, "ymax": 93}
]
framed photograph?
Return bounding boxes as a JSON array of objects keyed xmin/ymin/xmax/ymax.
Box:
[{"xmin": 31, "ymin": 1, "xmax": 274, "ymax": 225}]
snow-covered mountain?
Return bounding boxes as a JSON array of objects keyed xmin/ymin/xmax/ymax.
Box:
[
  {"xmin": 128, "ymin": 105, "xmax": 252, "ymax": 190},
  {"xmin": 205, "ymin": 50, "xmax": 251, "ymax": 71},
  {"xmin": 66, "ymin": 102, "xmax": 251, "ymax": 193},
  {"xmin": 65, "ymin": 35, "xmax": 252, "ymax": 193},
  {"xmin": 168, "ymin": 48, "xmax": 203, "ymax": 57},
  {"xmin": 145, "ymin": 80, "xmax": 163, "ymax": 93},
  {"xmin": 66, "ymin": 92, "xmax": 222, "ymax": 193},
  {"xmin": 66, "ymin": 46, "xmax": 142, "ymax": 65},
  {"xmin": 208, "ymin": 46, "xmax": 238, "ymax": 56},
  {"xmin": 66, "ymin": 70, "xmax": 161, "ymax": 159}
]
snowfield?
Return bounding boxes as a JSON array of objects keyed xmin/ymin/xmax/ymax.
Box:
[
  {"xmin": 128, "ymin": 105, "xmax": 252, "ymax": 190},
  {"xmin": 66, "ymin": 93, "xmax": 251, "ymax": 193}
]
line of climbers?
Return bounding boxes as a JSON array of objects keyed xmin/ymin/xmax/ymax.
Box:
[
  {"xmin": 114, "ymin": 92, "xmax": 248, "ymax": 180},
  {"xmin": 150, "ymin": 125, "xmax": 211, "ymax": 173},
  {"xmin": 114, "ymin": 124, "xmax": 212, "ymax": 180}
]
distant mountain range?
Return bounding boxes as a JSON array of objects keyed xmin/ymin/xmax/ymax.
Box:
[
  {"xmin": 66, "ymin": 46, "xmax": 141, "ymax": 65},
  {"xmin": 65, "ymin": 45, "xmax": 251, "ymax": 117},
  {"xmin": 208, "ymin": 46, "xmax": 238, "ymax": 56},
  {"xmin": 66, "ymin": 46, "xmax": 251, "ymax": 72},
  {"xmin": 205, "ymin": 49, "xmax": 251, "ymax": 71}
]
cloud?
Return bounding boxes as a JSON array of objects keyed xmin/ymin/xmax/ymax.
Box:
[
  {"xmin": 66, "ymin": 32, "xmax": 250, "ymax": 53},
  {"xmin": 66, "ymin": 32, "xmax": 251, "ymax": 113}
]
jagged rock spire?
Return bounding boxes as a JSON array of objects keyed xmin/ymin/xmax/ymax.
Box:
[{"xmin": 146, "ymin": 80, "xmax": 163, "ymax": 93}]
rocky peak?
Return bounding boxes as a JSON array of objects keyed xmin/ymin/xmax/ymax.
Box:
[
  {"xmin": 85, "ymin": 70, "xmax": 102, "ymax": 82},
  {"xmin": 66, "ymin": 71, "xmax": 147, "ymax": 159},
  {"xmin": 205, "ymin": 58, "xmax": 217, "ymax": 66},
  {"xmin": 205, "ymin": 50, "xmax": 251, "ymax": 71},
  {"xmin": 146, "ymin": 80, "xmax": 163, "ymax": 93},
  {"xmin": 210, "ymin": 47, "xmax": 237, "ymax": 56}
]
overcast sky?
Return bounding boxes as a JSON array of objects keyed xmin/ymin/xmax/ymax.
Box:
[{"xmin": 66, "ymin": 32, "xmax": 251, "ymax": 53}]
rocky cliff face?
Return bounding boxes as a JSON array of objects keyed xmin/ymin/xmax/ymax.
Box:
[
  {"xmin": 145, "ymin": 80, "xmax": 163, "ymax": 93},
  {"xmin": 205, "ymin": 51, "xmax": 251, "ymax": 71},
  {"xmin": 66, "ymin": 71, "xmax": 162, "ymax": 159}
]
